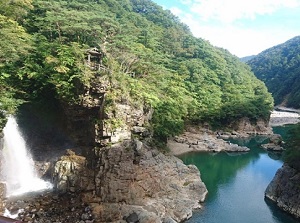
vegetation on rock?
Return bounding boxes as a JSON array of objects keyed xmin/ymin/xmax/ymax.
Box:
[{"xmin": 0, "ymin": 0, "xmax": 273, "ymax": 141}]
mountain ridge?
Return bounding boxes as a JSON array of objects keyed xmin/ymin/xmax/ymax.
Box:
[{"xmin": 247, "ymin": 35, "xmax": 300, "ymax": 108}]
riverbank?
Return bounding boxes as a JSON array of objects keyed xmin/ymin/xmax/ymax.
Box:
[
  {"xmin": 269, "ymin": 109, "xmax": 300, "ymax": 126},
  {"xmin": 265, "ymin": 164, "xmax": 300, "ymax": 219},
  {"xmin": 3, "ymin": 141, "xmax": 208, "ymax": 223},
  {"xmin": 168, "ymin": 127, "xmax": 249, "ymax": 156},
  {"xmin": 265, "ymin": 108, "xmax": 300, "ymax": 220},
  {"xmin": 169, "ymin": 109, "xmax": 300, "ymax": 156}
]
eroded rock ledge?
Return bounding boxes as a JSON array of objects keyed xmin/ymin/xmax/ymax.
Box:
[
  {"xmin": 52, "ymin": 140, "xmax": 208, "ymax": 223},
  {"xmin": 168, "ymin": 127, "xmax": 250, "ymax": 156},
  {"xmin": 265, "ymin": 165, "xmax": 300, "ymax": 219}
]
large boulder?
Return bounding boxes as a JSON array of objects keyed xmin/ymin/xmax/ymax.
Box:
[
  {"xmin": 52, "ymin": 149, "xmax": 94, "ymax": 193},
  {"xmin": 265, "ymin": 164, "xmax": 300, "ymax": 218}
]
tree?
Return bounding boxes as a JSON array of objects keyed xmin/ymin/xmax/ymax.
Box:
[{"xmin": 0, "ymin": 15, "xmax": 32, "ymax": 63}]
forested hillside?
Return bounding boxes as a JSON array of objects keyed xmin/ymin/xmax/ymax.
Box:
[
  {"xmin": 0, "ymin": 0, "xmax": 273, "ymax": 141},
  {"xmin": 247, "ymin": 36, "xmax": 300, "ymax": 108}
]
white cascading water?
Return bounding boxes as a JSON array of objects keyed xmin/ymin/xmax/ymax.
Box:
[{"xmin": 0, "ymin": 116, "xmax": 52, "ymax": 197}]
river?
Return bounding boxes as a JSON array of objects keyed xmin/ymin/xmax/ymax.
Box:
[{"xmin": 179, "ymin": 128, "xmax": 300, "ymax": 223}]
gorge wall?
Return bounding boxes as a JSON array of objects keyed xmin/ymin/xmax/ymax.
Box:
[
  {"xmin": 52, "ymin": 80, "xmax": 208, "ymax": 222},
  {"xmin": 53, "ymin": 141, "xmax": 207, "ymax": 222},
  {"xmin": 0, "ymin": 75, "xmax": 208, "ymax": 222},
  {"xmin": 265, "ymin": 164, "xmax": 300, "ymax": 219}
]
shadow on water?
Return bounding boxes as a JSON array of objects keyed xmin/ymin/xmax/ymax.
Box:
[
  {"xmin": 179, "ymin": 150, "xmax": 259, "ymax": 201},
  {"xmin": 178, "ymin": 136, "xmax": 270, "ymax": 201},
  {"xmin": 265, "ymin": 198, "xmax": 300, "ymax": 223}
]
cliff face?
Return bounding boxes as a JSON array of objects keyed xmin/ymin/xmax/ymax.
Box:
[
  {"xmin": 52, "ymin": 141, "xmax": 207, "ymax": 222},
  {"xmin": 229, "ymin": 117, "xmax": 272, "ymax": 135},
  {"xmin": 265, "ymin": 164, "xmax": 300, "ymax": 219},
  {"xmin": 49, "ymin": 78, "xmax": 208, "ymax": 222}
]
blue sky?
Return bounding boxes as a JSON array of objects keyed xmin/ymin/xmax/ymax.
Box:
[{"xmin": 151, "ymin": 0, "xmax": 300, "ymax": 57}]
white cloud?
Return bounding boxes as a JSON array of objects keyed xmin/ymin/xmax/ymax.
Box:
[
  {"xmin": 170, "ymin": 7, "xmax": 183, "ymax": 16},
  {"xmin": 155, "ymin": 0, "xmax": 300, "ymax": 57},
  {"xmin": 184, "ymin": 0, "xmax": 300, "ymax": 23},
  {"xmin": 182, "ymin": 16, "xmax": 299, "ymax": 57},
  {"xmin": 170, "ymin": 1, "xmax": 300, "ymax": 57},
  {"xmin": 177, "ymin": 11, "xmax": 299, "ymax": 57}
]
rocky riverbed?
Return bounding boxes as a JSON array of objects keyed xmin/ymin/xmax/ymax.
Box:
[
  {"xmin": 168, "ymin": 109, "xmax": 299, "ymax": 156},
  {"xmin": 2, "ymin": 140, "xmax": 208, "ymax": 223},
  {"xmin": 4, "ymin": 191, "xmax": 94, "ymax": 223}
]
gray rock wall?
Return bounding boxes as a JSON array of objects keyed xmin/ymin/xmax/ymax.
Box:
[
  {"xmin": 265, "ymin": 164, "xmax": 300, "ymax": 218},
  {"xmin": 52, "ymin": 141, "xmax": 208, "ymax": 222},
  {"xmin": 51, "ymin": 77, "xmax": 207, "ymax": 222},
  {"xmin": 230, "ymin": 117, "xmax": 272, "ymax": 135}
]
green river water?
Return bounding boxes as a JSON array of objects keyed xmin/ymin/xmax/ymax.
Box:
[{"xmin": 179, "ymin": 126, "xmax": 300, "ymax": 223}]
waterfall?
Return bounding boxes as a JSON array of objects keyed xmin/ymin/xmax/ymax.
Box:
[{"xmin": 0, "ymin": 116, "xmax": 52, "ymax": 197}]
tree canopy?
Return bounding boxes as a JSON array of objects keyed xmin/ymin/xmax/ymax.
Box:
[{"xmin": 0, "ymin": 0, "xmax": 273, "ymax": 140}]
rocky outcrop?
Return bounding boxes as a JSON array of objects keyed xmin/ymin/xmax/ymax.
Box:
[
  {"xmin": 51, "ymin": 141, "xmax": 207, "ymax": 222},
  {"xmin": 62, "ymin": 76, "xmax": 153, "ymax": 148},
  {"xmin": 261, "ymin": 143, "xmax": 284, "ymax": 151},
  {"xmin": 52, "ymin": 149, "xmax": 94, "ymax": 193},
  {"xmin": 261, "ymin": 134, "xmax": 284, "ymax": 151},
  {"xmin": 3, "ymin": 76, "xmax": 206, "ymax": 222},
  {"xmin": 265, "ymin": 165, "xmax": 300, "ymax": 218},
  {"xmin": 168, "ymin": 128, "xmax": 249, "ymax": 155},
  {"xmin": 230, "ymin": 117, "xmax": 272, "ymax": 135}
]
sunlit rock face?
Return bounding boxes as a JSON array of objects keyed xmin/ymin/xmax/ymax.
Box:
[
  {"xmin": 229, "ymin": 117, "xmax": 272, "ymax": 135},
  {"xmin": 265, "ymin": 165, "xmax": 300, "ymax": 218},
  {"xmin": 52, "ymin": 149, "xmax": 94, "ymax": 193},
  {"xmin": 52, "ymin": 140, "xmax": 208, "ymax": 222}
]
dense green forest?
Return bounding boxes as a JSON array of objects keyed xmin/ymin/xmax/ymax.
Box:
[
  {"xmin": 247, "ymin": 36, "xmax": 300, "ymax": 108},
  {"xmin": 0, "ymin": 0, "xmax": 273, "ymax": 141}
]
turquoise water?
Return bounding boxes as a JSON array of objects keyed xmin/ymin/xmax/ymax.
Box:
[{"xmin": 179, "ymin": 135, "xmax": 300, "ymax": 223}]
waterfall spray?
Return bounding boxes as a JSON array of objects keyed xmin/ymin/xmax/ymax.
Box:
[{"xmin": 0, "ymin": 116, "xmax": 52, "ymax": 197}]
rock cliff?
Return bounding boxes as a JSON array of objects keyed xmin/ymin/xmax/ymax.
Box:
[
  {"xmin": 49, "ymin": 80, "xmax": 208, "ymax": 222},
  {"xmin": 1, "ymin": 75, "xmax": 208, "ymax": 222},
  {"xmin": 265, "ymin": 164, "xmax": 300, "ymax": 219},
  {"xmin": 52, "ymin": 140, "xmax": 207, "ymax": 222},
  {"xmin": 230, "ymin": 117, "xmax": 272, "ymax": 135}
]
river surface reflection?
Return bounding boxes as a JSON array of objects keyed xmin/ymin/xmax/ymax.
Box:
[{"xmin": 179, "ymin": 135, "xmax": 300, "ymax": 223}]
